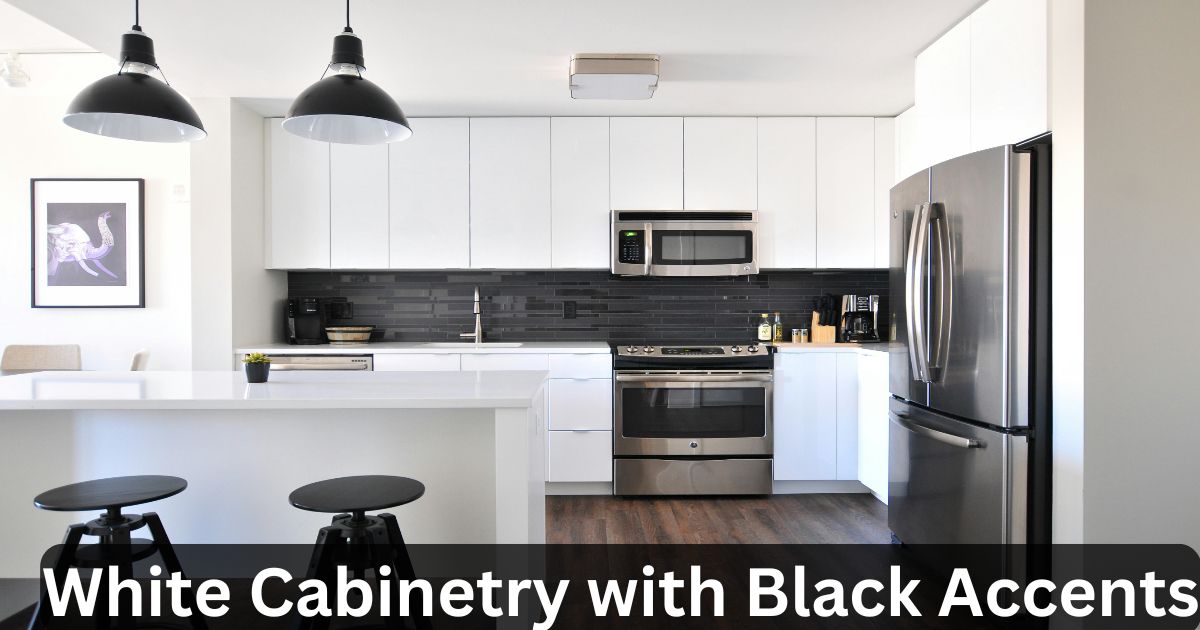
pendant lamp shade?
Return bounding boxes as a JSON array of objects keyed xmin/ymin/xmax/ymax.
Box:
[
  {"xmin": 64, "ymin": 29, "xmax": 205, "ymax": 143},
  {"xmin": 283, "ymin": 29, "xmax": 411, "ymax": 145}
]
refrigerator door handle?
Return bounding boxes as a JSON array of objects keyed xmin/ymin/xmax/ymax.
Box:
[
  {"xmin": 892, "ymin": 413, "xmax": 983, "ymax": 449},
  {"xmin": 927, "ymin": 202, "xmax": 953, "ymax": 383},
  {"xmin": 906, "ymin": 202, "xmax": 931, "ymax": 382}
]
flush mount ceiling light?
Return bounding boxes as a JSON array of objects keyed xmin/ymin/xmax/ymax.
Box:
[
  {"xmin": 63, "ymin": 0, "xmax": 205, "ymax": 142},
  {"xmin": 283, "ymin": 0, "xmax": 411, "ymax": 145},
  {"xmin": 1, "ymin": 53, "xmax": 31, "ymax": 88},
  {"xmin": 569, "ymin": 54, "xmax": 660, "ymax": 100}
]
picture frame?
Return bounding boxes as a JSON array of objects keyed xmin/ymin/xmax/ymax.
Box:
[{"xmin": 30, "ymin": 178, "xmax": 146, "ymax": 308}]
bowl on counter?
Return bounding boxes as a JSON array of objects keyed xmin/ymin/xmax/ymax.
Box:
[{"xmin": 325, "ymin": 326, "xmax": 374, "ymax": 344}]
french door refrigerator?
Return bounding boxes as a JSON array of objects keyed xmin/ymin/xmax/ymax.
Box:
[{"xmin": 888, "ymin": 134, "xmax": 1051, "ymax": 548}]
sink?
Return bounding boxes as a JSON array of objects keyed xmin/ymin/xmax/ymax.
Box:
[{"xmin": 415, "ymin": 342, "xmax": 524, "ymax": 348}]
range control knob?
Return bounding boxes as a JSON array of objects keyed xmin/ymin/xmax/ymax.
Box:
[
  {"xmin": 748, "ymin": 344, "xmax": 760, "ymax": 353},
  {"xmin": 731, "ymin": 346, "xmax": 742, "ymax": 353},
  {"xmin": 626, "ymin": 346, "xmax": 639, "ymax": 354},
  {"xmin": 642, "ymin": 346, "xmax": 655, "ymax": 354},
  {"xmin": 689, "ymin": 441, "xmax": 699, "ymax": 449}
]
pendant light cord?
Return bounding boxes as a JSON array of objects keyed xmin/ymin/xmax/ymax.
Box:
[
  {"xmin": 133, "ymin": 0, "xmax": 140, "ymax": 30},
  {"xmin": 345, "ymin": 0, "xmax": 352, "ymax": 32}
]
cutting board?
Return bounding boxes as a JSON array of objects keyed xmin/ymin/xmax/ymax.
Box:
[{"xmin": 811, "ymin": 312, "xmax": 837, "ymax": 344}]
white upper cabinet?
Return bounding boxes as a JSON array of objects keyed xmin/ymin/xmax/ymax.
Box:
[
  {"xmin": 914, "ymin": 18, "xmax": 972, "ymax": 169},
  {"xmin": 970, "ymin": 0, "xmax": 1048, "ymax": 150},
  {"xmin": 894, "ymin": 106, "xmax": 921, "ymax": 183},
  {"xmin": 330, "ymin": 143, "xmax": 389, "ymax": 269},
  {"xmin": 683, "ymin": 117, "xmax": 757, "ymax": 209},
  {"xmin": 550, "ymin": 117, "xmax": 609, "ymax": 268},
  {"xmin": 815, "ymin": 118, "xmax": 875, "ymax": 268},
  {"xmin": 757, "ymin": 117, "xmax": 816, "ymax": 268},
  {"xmin": 873, "ymin": 118, "xmax": 895, "ymax": 268},
  {"xmin": 469, "ymin": 118, "xmax": 552, "ymax": 268},
  {"xmin": 389, "ymin": 118, "xmax": 471, "ymax": 269},
  {"xmin": 265, "ymin": 119, "xmax": 330, "ymax": 269},
  {"xmin": 609, "ymin": 117, "xmax": 683, "ymax": 210}
]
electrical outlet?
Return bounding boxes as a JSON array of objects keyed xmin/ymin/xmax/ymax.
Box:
[{"xmin": 563, "ymin": 301, "xmax": 577, "ymax": 319}]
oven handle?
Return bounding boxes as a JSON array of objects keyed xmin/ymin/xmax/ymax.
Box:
[
  {"xmin": 615, "ymin": 373, "xmax": 773, "ymax": 383},
  {"xmin": 643, "ymin": 222, "xmax": 653, "ymax": 276}
]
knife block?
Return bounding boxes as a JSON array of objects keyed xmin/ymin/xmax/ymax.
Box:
[{"xmin": 811, "ymin": 312, "xmax": 837, "ymax": 344}]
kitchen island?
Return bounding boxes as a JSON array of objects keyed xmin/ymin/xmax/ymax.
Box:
[{"xmin": 0, "ymin": 370, "xmax": 548, "ymax": 578}]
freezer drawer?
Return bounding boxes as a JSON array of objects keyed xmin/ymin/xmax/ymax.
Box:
[{"xmin": 887, "ymin": 399, "xmax": 1027, "ymax": 545}]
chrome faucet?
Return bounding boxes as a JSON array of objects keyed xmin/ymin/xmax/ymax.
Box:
[{"xmin": 459, "ymin": 286, "xmax": 483, "ymax": 343}]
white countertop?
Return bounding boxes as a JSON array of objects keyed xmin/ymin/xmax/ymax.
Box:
[
  {"xmin": 0, "ymin": 370, "xmax": 548, "ymax": 411},
  {"xmin": 236, "ymin": 341, "xmax": 612, "ymax": 355}
]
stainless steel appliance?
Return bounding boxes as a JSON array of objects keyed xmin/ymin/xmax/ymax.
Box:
[
  {"xmin": 888, "ymin": 134, "xmax": 1051, "ymax": 549},
  {"xmin": 264, "ymin": 355, "xmax": 373, "ymax": 371},
  {"xmin": 840, "ymin": 294, "xmax": 881, "ymax": 342},
  {"xmin": 613, "ymin": 344, "xmax": 773, "ymax": 495},
  {"xmin": 611, "ymin": 210, "xmax": 758, "ymax": 277}
]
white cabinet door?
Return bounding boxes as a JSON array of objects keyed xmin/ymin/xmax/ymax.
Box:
[
  {"xmin": 857, "ymin": 351, "xmax": 889, "ymax": 501},
  {"xmin": 835, "ymin": 353, "xmax": 860, "ymax": 480},
  {"xmin": 895, "ymin": 106, "xmax": 921, "ymax": 184},
  {"xmin": 548, "ymin": 380, "xmax": 612, "ymax": 430},
  {"xmin": 550, "ymin": 117, "xmax": 609, "ymax": 268},
  {"xmin": 265, "ymin": 118, "xmax": 330, "ymax": 269},
  {"xmin": 548, "ymin": 354, "xmax": 612, "ymax": 379},
  {"xmin": 873, "ymin": 118, "xmax": 896, "ymax": 269},
  {"xmin": 548, "ymin": 431, "xmax": 612, "ymax": 482},
  {"xmin": 914, "ymin": 18, "xmax": 972, "ymax": 168},
  {"xmin": 460, "ymin": 353, "xmax": 550, "ymax": 372},
  {"xmin": 372, "ymin": 353, "xmax": 461, "ymax": 372},
  {"xmin": 469, "ymin": 118, "xmax": 551, "ymax": 268},
  {"xmin": 757, "ymin": 117, "xmax": 816, "ymax": 268},
  {"xmin": 609, "ymin": 117, "xmax": 683, "ymax": 210},
  {"xmin": 330, "ymin": 143, "xmax": 389, "ymax": 268},
  {"xmin": 389, "ymin": 118, "xmax": 471, "ymax": 269},
  {"xmin": 970, "ymin": 0, "xmax": 1048, "ymax": 151},
  {"xmin": 815, "ymin": 118, "xmax": 875, "ymax": 268},
  {"xmin": 683, "ymin": 117, "xmax": 757, "ymax": 209},
  {"xmin": 773, "ymin": 352, "xmax": 837, "ymax": 480}
]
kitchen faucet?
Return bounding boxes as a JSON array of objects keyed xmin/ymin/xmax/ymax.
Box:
[{"xmin": 459, "ymin": 286, "xmax": 483, "ymax": 344}]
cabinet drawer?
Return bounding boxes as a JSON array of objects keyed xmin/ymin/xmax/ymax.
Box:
[
  {"xmin": 548, "ymin": 379, "xmax": 613, "ymax": 430},
  {"xmin": 373, "ymin": 354, "xmax": 460, "ymax": 372},
  {"xmin": 547, "ymin": 431, "xmax": 612, "ymax": 482},
  {"xmin": 548, "ymin": 354, "xmax": 612, "ymax": 379},
  {"xmin": 460, "ymin": 353, "xmax": 549, "ymax": 372}
]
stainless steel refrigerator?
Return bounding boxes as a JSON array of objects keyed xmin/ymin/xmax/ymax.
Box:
[{"xmin": 888, "ymin": 134, "xmax": 1051, "ymax": 547}]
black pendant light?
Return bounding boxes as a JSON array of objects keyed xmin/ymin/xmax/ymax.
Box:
[
  {"xmin": 283, "ymin": 0, "xmax": 411, "ymax": 145},
  {"xmin": 63, "ymin": 0, "xmax": 205, "ymax": 143}
]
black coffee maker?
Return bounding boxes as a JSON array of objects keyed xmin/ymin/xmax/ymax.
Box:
[
  {"xmin": 285, "ymin": 297, "xmax": 327, "ymax": 344},
  {"xmin": 840, "ymin": 295, "xmax": 880, "ymax": 342}
]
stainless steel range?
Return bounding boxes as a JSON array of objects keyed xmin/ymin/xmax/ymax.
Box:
[{"xmin": 613, "ymin": 344, "xmax": 773, "ymax": 496}]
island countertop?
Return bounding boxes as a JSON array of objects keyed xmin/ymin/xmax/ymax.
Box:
[{"xmin": 0, "ymin": 370, "xmax": 549, "ymax": 411}]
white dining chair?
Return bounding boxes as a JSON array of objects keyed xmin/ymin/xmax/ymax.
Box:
[
  {"xmin": 0, "ymin": 344, "xmax": 82, "ymax": 370},
  {"xmin": 129, "ymin": 349, "xmax": 150, "ymax": 371}
]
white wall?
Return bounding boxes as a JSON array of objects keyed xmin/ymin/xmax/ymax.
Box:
[
  {"xmin": 1077, "ymin": 0, "xmax": 1200, "ymax": 545},
  {"xmin": 0, "ymin": 54, "xmax": 192, "ymax": 370}
]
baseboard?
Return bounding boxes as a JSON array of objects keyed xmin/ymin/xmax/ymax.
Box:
[
  {"xmin": 546, "ymin": 481, "xmax": 613, "ymax": 496},
  {"xmin": 772, "ymin": 480, "xmax": 872, "ymax": 494}
]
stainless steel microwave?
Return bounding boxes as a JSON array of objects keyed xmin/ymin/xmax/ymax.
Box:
[{"xmin": 610, "ymin": 210, "xmax": 759, "ymax": 277}]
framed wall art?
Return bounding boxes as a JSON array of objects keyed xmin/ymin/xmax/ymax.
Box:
[{"xmin": 31, "ymin": 178, "xmax": 145, "ymax": 308}]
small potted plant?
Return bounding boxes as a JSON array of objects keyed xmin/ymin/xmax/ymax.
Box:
[{"xmin": 242, "ymin": 353, "xmax": 271, "ymax": 383}]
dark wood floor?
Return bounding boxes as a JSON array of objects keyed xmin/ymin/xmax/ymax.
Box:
[{"xmin": 547, "ymin": 493, "xmax": 889, "ymax": 544}]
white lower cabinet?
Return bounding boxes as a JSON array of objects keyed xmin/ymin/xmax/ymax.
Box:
[
  {"xmin": 835, "ymin": 353, "xmax": 860, "ymax": 480},
  {"xmin": 460, "ymin": 353, "xmax": 550, "ymax": 372},
  {"xmin": 548, "ymin": 379, "xmax": 612, "ymax": 430},
  {"xmin": 372, "ymin": 354, "xmax": 461, "ymax": 372},
  {"xmin": 856, "ymin": 351, "xmax": 889, "ymax": 501},
  {"xmin": 548, "ymin": 431, "xmax": 613, "ymax": 482}
]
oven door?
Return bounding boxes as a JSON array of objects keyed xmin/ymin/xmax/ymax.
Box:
[{"xmin": 614, "ymin": 371, "xmax": 773, "ymax": 456}]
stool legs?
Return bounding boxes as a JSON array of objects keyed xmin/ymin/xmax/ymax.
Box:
[
  {"xmin": 143, "ymin": 513, "xmax": 207, "ymax": 630},
  {"xmin": 28, "ymin": 523, "xmax": 86, "ymax": 630}
]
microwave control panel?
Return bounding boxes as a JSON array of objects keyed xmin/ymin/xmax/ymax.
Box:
[{"xmin": 617, "ymin": 230, "xmax": 645, "ymax": 264}]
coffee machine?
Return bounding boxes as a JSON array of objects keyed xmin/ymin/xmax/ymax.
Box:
[
  {"xmin": 285, "ymin": 297, "xmax": 327, "ymax": 344},
  {"xmin": 840, "ymin": 295, "xmax": 880, "ymax": 342}
]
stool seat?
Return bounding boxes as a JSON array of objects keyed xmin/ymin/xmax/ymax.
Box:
[
  {"xmin": 289, "ymin": 475, "xmax": 425, "ymax": 514},
  {"xmin": 33, "ymin": 475, "xmax": 187, "ymax": 512}
]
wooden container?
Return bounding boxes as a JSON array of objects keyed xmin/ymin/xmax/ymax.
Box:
[{"xmin": 810, "ymin": 312, "xmax": 837, "ymax": 344}]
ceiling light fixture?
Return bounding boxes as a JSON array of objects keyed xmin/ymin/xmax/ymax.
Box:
[
  {"xmin": 63, "ymin": 0, "xmax": 205, "ymax": 142},
  {"xmin": 1, "ymin": 53, "xmax": 31, "ymax": 88},
  {"xmin": 283, "ymin": 0, "xmax": 411, "ymax": 145},
  {"xmin": 569, "ymin": 54, "xmax": 660, "ymax": 100}
]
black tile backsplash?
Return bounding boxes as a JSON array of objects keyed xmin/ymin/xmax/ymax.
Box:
[{"xmin": 289, "ymin": 270, "xmax": 889, "ymax": 345}]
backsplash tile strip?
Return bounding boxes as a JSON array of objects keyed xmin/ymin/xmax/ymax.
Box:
[{"xmin": 288, "ymin": 270, "xmax": 889, "ymax": 345}]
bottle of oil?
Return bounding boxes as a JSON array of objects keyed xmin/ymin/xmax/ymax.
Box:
[
  {"xmin": 757, "ymin": 314, "xmax": 773, "ymax": 342},
  {"xmin": 773, "ymin": 313, "xmax": 784, "ymax": 343}
]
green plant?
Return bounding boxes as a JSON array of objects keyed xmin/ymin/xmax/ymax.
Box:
[{"xmin": 242, "ymin": 352, "xmax": 272, "ymax": 364}]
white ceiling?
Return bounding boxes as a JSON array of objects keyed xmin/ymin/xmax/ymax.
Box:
[
  {"xmin": 3, "ymin": 0, "xmax": 979, "ymax": 117},
  {"xmin": 0, "ymin": 1, "xmax": 91, "ymax": 52}
]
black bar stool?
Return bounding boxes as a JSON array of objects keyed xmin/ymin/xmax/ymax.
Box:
[
  {"xmin": 289, "ymin": 475, "xmax": 429, "ymax": 630},
  {"xmin": 29, "ymin": 475, "xmax": 206, "ymax": 630}
]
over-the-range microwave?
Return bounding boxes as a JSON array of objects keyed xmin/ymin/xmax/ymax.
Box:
[{"xmin": 610, "ymin": 210, "xmax": 759, "ymax": 277}]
